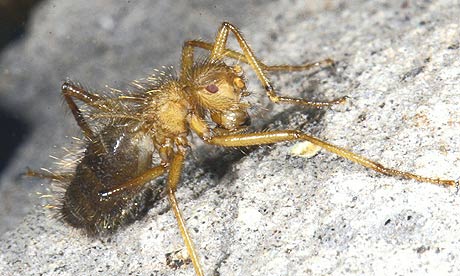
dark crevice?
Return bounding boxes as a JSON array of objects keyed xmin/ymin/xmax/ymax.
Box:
[{"xmin": 0, "ymin": 108, "xmax": 29, "ymax": 174}]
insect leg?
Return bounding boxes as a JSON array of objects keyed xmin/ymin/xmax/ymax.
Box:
[
  {"xmin": 61, "ymin": 81, "xmax": 110, "ymax": 139},
  {"xmin": 180, "ymin": 41, "xmax": 196, "ymax": 82},
  {"xmin": 263, "ymin": 58, "xmax": 335, "ymax": 72},
  {"xmin": 206, "ymin": 130, "xmax": 457, "ymax": 186},
  {"xmin": 167, "ymin": 151, "xmax": 204, "ymax": 276},
  {"xmin": 62, "ymin": 81, "xmax": 105, "ymax": 107},
  {"xmin": 183, "ymin": 40, "xmax": 335, "ymax": 72},
  {"xmin": 182, "ymin": 41, "xmax": 343, "ymax": 106},
  {"xmin": 206, "ymin": 22, "xmax": 347, "ymax": 107},
  {"xmin": 25, "ymin": 168, "xmax": 73, "ymax": 181},
  {"xmin": 98, "ymin": 164, "xmax": 167, "ymax": 198}
]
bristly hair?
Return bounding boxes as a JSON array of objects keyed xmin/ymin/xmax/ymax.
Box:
[
  {"xmin": 129, "ymin": 65, "xmax": 178, "ymax": 94},
  {"xmin": 185, "ymin": 57, "xmax": 230, "ymax": 86},
  {"xmin": 39, "ymin": 137, "xmax": 85, "ymax": 223}
]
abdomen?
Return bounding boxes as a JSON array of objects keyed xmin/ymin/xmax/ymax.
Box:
[{"xmin": 61, "ymin": 126, "xmax": 159, "ymax": 235}]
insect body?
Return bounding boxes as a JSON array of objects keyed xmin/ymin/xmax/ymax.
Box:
[
  {"xmin": 29, "ymin": 22, "xmax": 457, "ymax": 276},
  {"xmin": 61, "ymin": 124, "xmax": 158, "ymax": 234}
]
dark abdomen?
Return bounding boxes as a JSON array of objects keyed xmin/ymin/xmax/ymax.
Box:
[{"xmin": 61, "ymin": 126, "xmax": 159, "ymax": 235}]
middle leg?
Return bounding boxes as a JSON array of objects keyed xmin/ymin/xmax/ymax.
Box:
[{"xmin": 166, "ymin": 151, "xmax": 204, "ymax": 276}]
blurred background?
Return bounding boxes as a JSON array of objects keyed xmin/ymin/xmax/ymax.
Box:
[
  {"xmin": 0, "ymin": 0, "xmax": 39, "ymax": 184},
  {"xmin": 0, "ymin": 0, "xmax": 43, "ymax": 234}
]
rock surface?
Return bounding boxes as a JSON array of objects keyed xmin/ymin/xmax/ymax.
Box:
[{"xmin": 1, "ymin": 0, "xmax": 460, "ymax": 275}]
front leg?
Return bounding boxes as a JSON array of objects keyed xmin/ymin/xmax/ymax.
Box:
[
  {"xmin": 180, "ymin": 22, "xmax": 346, "ymax": 108},
  {"xmin": 206, "ymin": 130, "xmax": 457, "ymax": 187},
  {"xmin": 184, "ymin": 40, "xmax": 335, "ymax": 73},
  {"xmin": 211, "ymin": 22, "xmax": 347, "ymax": 107}
]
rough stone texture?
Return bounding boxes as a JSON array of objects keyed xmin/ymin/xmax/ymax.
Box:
[{"xmin": 1, "ymin": 0, "xmax": 460, "ymax": 275}]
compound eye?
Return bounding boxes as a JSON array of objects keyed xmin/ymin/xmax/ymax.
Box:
[{"xmin": 205, "ymin": 84, "xmax": 219, "ymax": 93}]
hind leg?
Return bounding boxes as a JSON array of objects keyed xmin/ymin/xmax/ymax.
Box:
[{"xmin": 25, "ymin": 168, "xmax": 73, "ymax": 181}]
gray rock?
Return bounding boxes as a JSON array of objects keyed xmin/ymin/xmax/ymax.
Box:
[{"xmin": 1, "ymin": 0, "xmax": 460, "ymax": 275}]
